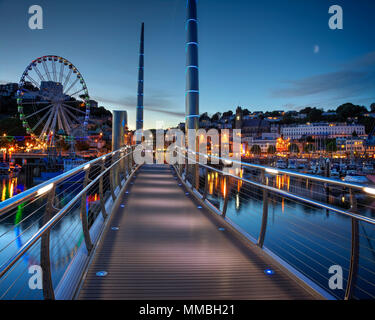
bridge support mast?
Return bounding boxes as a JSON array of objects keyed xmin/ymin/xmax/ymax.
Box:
[
  {"xmin": 136, "ymin": 23, "xmax": 145, "ymax": 133},
  {"xmin": 185, "ymin": 0, "xmax": 199, "ymax": 189}
]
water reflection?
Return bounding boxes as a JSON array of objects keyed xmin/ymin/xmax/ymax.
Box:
[{"xmin": 1, "ymin": 175, "xmax": 25, "ymax": 202}]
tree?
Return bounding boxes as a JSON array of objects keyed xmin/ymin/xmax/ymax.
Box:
[
  {"xmin": 211, "ymin": 112, "xmax": 221, "ymax": 122},
  {"xmin": 222, "ymin": 110, "xmax": 233, "ymax": 118},
  {"xmin": 303, "ymin": 143, "xmax": 316, "ymax": 153},
  {"xmin": 199, "ymin": 112, "xmax": 209, "ymax": 121},
  {"xmin": 75, "ymin": 141, "xmax": 90, "ymax": 151},
  {"xmin": 370, "ymin": 103, "xmax": 375, "ymax": 113},
  {"xmin": 308, "ymin": 108, "xmax": 323, "ymax": 122},
  {"xmin": 267, "ymin": 145, "xmax": 276, "ymax": 155},
  {"xmin": 55, "ymin": 139, "xmax": 70, "ymax": 151},
  {"xmin": 251, "ymin": 145, "xmax": 261, "ymax": 155},
  {"xmin": 326, "ymin": 140, "xmax": 337, "ymax": 153},
  {"xmin": 336, "ymin": 103, "xmax": 368, "ymax": 121},
  {"xmin": 288, "ymin": 143, "xmax": 300, "ymax": 153},
  {"xmin": 306, "ymin": 136, "xmax": 315, "ymax": 143}
]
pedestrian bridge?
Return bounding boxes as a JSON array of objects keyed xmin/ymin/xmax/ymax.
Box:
[{"xmin": 0, "ymin": 147, "xmax": 374, "ymax": 300}]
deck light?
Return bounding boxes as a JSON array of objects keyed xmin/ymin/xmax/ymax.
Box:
[
  {"xmin": 264, "ymin": 269, "xmax": 275, "ymax": 275},
  {"xmin": 84, "ymin": 164, "xmax": 90, "ymax": 170}
]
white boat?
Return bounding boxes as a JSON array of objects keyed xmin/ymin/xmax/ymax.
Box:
[
  {"xmin": 330, "ymin": 168, "xmax": 340, "ymax": 177},
  {"xmin": 276, "ymin": 159, "xmax": 287, "ymax": 169},
  {"xmin": 344, "ymin": 175, "xmax": 369, "ymax": 184},
  {"xmin": 288, "ymin": 160, "xmax": 297, "ymax": 170},
  {"xmin": 363, "ymin": 164, "xmax": 374, "ymax": 174},
  {"xmin": 63, "ymin": 158, "xmax": 87, "ymax": 172},
  {"xmin": 0, "ymin": 162, "xmax": 10, "ymax": 174}
]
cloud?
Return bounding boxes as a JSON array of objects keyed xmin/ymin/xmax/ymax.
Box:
[
  {"xmin": 314, "ymin": 45, "xmax": 319, "ymax": 54},
  {"xmin": 343, "ymin": 50, "xmax": 375, "ymax": 69},
  {"xmin": 271, "ymin": 50, "xmax": 375, "ymax": 101},
  {"xmin": 92, "ymin": 95, "xmax": 185, "ymax": 117},
  {"xmin": 271, "ymin": 70, "xmax": 374, "ymax": 98}
]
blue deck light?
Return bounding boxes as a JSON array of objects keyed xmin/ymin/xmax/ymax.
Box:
[{"xmin": 264, "ymin": 269, "xmax": 275, "ymax": 275}]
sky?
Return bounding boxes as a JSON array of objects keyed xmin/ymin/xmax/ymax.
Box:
[{"xmin": 0, "ymin": 0, "xmax": 375, "ymax": 129}]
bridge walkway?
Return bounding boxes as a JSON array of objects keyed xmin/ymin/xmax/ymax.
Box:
[{"xmin": 77, "ymin": 165, "xmax": 319, "ymax": 300}]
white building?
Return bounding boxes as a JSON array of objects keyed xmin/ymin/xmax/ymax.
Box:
[
  {"xmin": 336, "ymin": 137, "xmax": 365, "ymax": 153},
  {"xmin": 281, "ymin": 123, "xmax": 365, "ymax": 140}
]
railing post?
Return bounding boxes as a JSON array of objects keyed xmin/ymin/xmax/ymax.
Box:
[
  {"xmin": 80, "ymin": 168, "xmax": 93, "ymax": 253},
  {"xmin": 128, "ymin": 149, "xmax": 132, "ymax": 175},
  {"xmin": 184, "ymin": 150, "xmax": 188, "ymax": 182},
  {"xmin": 258, "ymin": 170, "xmax": 269, "ymax": 248},
  {"xmin": 129, "ymin": 148, "xmax": 134, "ymax": 171},
  {"xmin": 99, "ymin": 161, "xmax": 108, "ymax": 219},
  {"xmin": 202, "ymin": 167, "xmax": 209, "ymax": 201},
  {"xmin": 109, "ymin": 154, "xmax": 116, "ymax": 201},
  {"xmin": 124, "ymin": 149, "xmax": 129, "ymax": 178},
  {"xmin": 222, "ymin": 175, "xmax": 231, "ymax": 218},
  {"xmin": 40, "ymin": 185, "xmax": 56, "ymax": 300},
  {"xmin": 345, "ymin": 188, "xmax": 359, "ymax": 300},
  {"xmin": 195, "ymin": 137, "xmax": 200, "ymax": 190}
]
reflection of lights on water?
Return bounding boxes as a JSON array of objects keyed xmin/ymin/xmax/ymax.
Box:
[
  {"xmin": 14, "ymin": 203, "xmax": 30, "ymax": 265},
  {"xmin": 275, "ymin": 175, "xmax": 290, "ymax": 191},
  {"xmin": 236, "ymin": 193, "xmax": 240, "ymax": 210},
  {"xmin": 282, "ymin": 198, "xmax": 285, "ymax": 213},
  {"xmin": 222, "ymin": 177, "xmax": 227, "ymax": 198},
  {"xmin": 1, "ymin": 177, "xmax": 22, "ymax": 201},
  {"xmin": 1, "ymin": 179, "xmax": 6, "ymax": 201}
]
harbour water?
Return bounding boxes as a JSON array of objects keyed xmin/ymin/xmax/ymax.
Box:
[{"xmin": 0, "ymin": 169, "xmax": 374, "ymax": 299}]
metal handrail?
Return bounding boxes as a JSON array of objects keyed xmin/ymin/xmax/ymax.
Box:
[
  {"xmin": 0, "ymin": 147, "xmax": 135, "ymax": 279},
  {"xmin": 177, "ymin": 148, "xmax": 375, "ymax": 225},
  {"xmin": 178, "ymin": 147, "xmax": 375, "ymax": 194},
  {"xmin": 0, "ymin": 146, "xmax": 132, "ymax": 216},
  {"xmin": 177, "ymin": 147, "xmax": 375, "ymax": 299}
]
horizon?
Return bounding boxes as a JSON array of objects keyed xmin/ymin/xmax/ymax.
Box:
[{"xmin": 1, "ymin": 0, "xmax": 375, "ymax": 129}]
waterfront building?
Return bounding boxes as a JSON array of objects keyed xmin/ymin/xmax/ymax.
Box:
[
  {"xmin": 0, "ymin": 83, "xmax": 18, "ymax": 97},
  {"xmin": 336, "ymin": 137, "xmax": 365, "ymax": 154},
  {"xmin": 242, "ymin": 133, "xmax": 277, "ymax": 154},
  {"xmin": 281, "ymin": 122, "xmax": 366, "ymax": 140}
]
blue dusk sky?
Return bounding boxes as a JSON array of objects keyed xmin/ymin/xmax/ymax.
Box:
[{"xmin": 0, "ymin": 0, "xmax": 375, "ymax": 129}]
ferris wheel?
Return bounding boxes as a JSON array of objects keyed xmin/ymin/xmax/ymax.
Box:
[{"xmin": 16, "ymin": 55, "xmax": 90, "ymax": 144}]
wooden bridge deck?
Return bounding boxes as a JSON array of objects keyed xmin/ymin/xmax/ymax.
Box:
[{"xmin": 77, "ymin": 165, "xmax": 320, "ymax": 300}]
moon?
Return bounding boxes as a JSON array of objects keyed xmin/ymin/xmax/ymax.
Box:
[{"xmin": 314, "ymin": 45, "xmax": 320, "ymax": 54}]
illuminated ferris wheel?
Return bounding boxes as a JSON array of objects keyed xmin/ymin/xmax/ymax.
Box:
[{"xmin": 16, "ymin": 55, "xmax": 90, "ymax": 144}]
